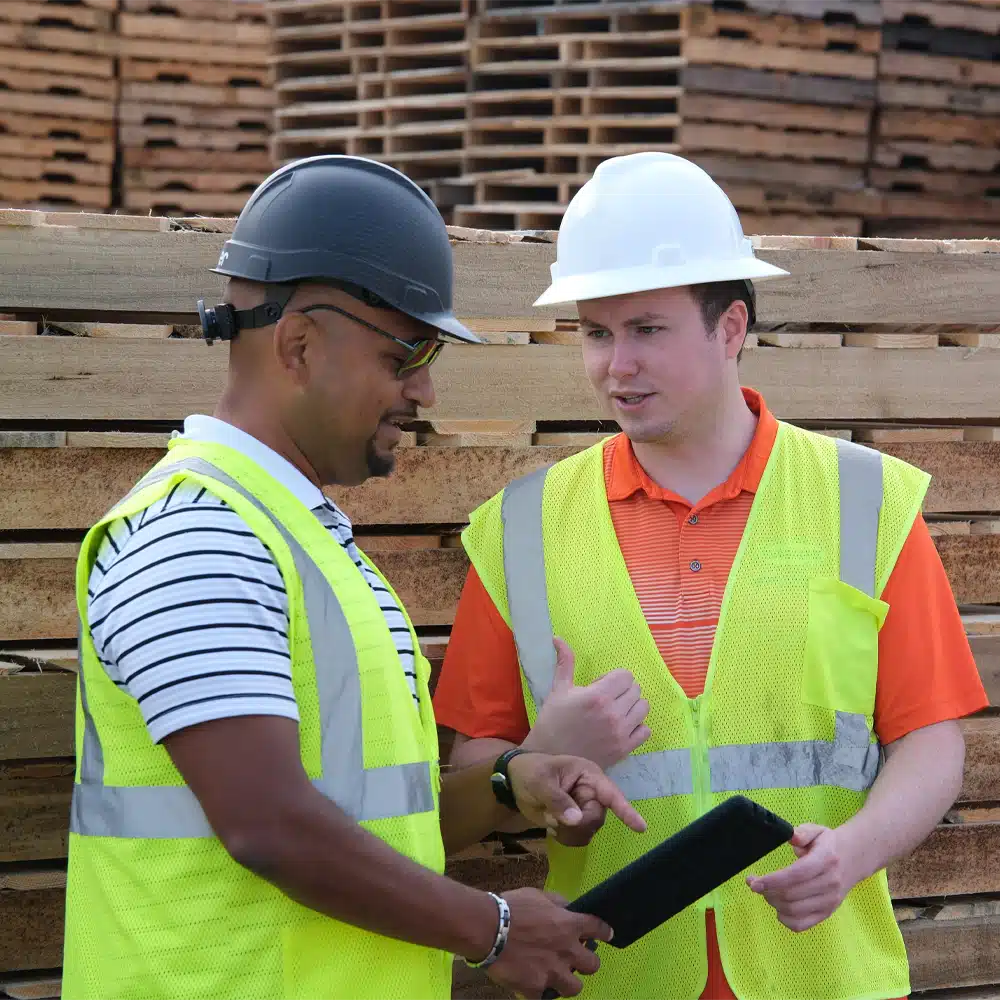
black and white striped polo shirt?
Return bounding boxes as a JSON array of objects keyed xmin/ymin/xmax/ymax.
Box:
[{"xmin": 87, "ymin": 416, "xmax": 418, "ymax": 746}]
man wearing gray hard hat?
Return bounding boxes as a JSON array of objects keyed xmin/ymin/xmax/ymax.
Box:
[{"xmin": 62, "ymin": 155, "xmax": 645, "ymax": 1000}]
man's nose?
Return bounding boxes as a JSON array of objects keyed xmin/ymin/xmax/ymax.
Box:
[{"xmin": 402, "ymin": 362, "xmax": 436, "ymax": 410}]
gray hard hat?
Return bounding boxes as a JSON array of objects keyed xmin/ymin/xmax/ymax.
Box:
[{"xmin": 205, "ymin": 154, "xmax": 479, "ymax": 344}]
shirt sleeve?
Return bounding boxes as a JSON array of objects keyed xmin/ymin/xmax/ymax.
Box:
[
  {"xmin": 874, "ymin": 513, "xmax": 989, "ymax": 745},
  {"xmin": 432, "ymin": 565, "xmax": 530, "ymax": 743},
  {"xmin": 87, "ymin": 482, "xmax": 300, "ymax": 745}
]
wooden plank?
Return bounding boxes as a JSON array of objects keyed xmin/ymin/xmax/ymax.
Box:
[
  {"xmin": 961, "ymin": 716, "xmax": 1000, "ymax": 801},
  {"xmin": 680, "ymin": 93, "xmax": 871, "ymax": 135},
  {"xmin": 877, "ymin": 109, "xmax": 1000, "ymax": 148},
  {"xmin": 117, "ymin": 35, "xmax": 270, "ymax": 65},
  {"xmin": 3, "ymin": 227, "xmax": 1000, "ymax": 323},
  {"xmin": 120, "ymin": 58, "xmax": 271, "ymax": 89},
  {"xmin": 0, "ymin": 110, "xmax": 113, "ymax": 143},
  {"xmin": 0, "ymin": 974, "xmax": 62, "ymax": 1000},
  {"xmin": 681, "ymin": 64, "xmax": 876, "ymax": 108},
  {"xmin": 0, "ymin": 671, "xmax": 75, "ymax": 758},
  {"xmin": 119, "ymin": 12, "xmax": 270, "ymax": 46},
  {"xmin": 883, "ymin": 0, "xmax": 1000, "ymax": 34},
  {"xmin": 0, "ymin": 44, "xmax": 113, "ymax": 79},
  {"xmin": 0, "ymin": 759, "xmax": 74, "ymax": 863},
  {"xmin": 0, "ymin": 135, "xmax": 114, "ymax": 166},
  {"xmin": 878, "ymin": 79, "xmax": 1000, "ymax": 116},
  {"xmin": 5, "ymin": 341, "xmax": 1000, "ymax": 423},
  {"xmin": 682, "ymin": 36, "xmax": 876, "ymax": 80},
  {"xmin": 122, "ymin": 146, "xmax": 273, "ymax": 172},
  {"xmin": 902, "ymin": 907, "xmax": 1000, "ymax": 992},
  {"xmin": 0, "ymin": 22, "xmax": 117, "ymax": 57},
  {"xmin": 0, "ymin": 884, "xmax": 64, "ymax": 972},
  {"xmin": 681, "ymin": 121, "xmax": 870, "ymax": 163},
  {"xmin": 0, "ymin": 1, "xmax": 113, "ymax": 32},
  {"xmin": 0, "ymin": 179, "xmax": 110, "ymax": 209},
  {"xmin": 687, "ymin": 6, "xmax": 880, "ymax": 54},
  {"xmin": 122, "ymin": 0, "xmax": 268, "ymax": 21},
  {"xmin": 117, "ymin": 102, "xmax": 271, "ymax": 130},
  {"xmin": 889, "ymin": 823, "xmax": 1000, "ymax": 899},
  {"xmin": 0, "ymin": 65, "xmax": 116, "ymax": 102},
  {"xmin": 0, "ymin": 157, "xmax": 110, "ymax": 187},
  {"xmin": 0, "ymin": 89, "xmax": 114, "ymax": 121},
  {"xmin": 880, "ymin": 50, "xmax": 1000, "ymax": 89},
  {"xmin": 120, "ymin": 80, "xmax": 276, "ymax": 110}
]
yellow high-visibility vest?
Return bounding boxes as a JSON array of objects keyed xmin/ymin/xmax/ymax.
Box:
[
  {"xmin": 63, "ymin": 438, "xmax": 451, "ymax": 1000},
  {"xmin": 463, "ymin": 422, "xmax": 927, "ymax": 999}
]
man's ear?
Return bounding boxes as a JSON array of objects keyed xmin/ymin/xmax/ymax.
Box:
[
  {"xmin": 720, "ymin": 300, "xmax": 750, "ymax": 361},
  {"xmin": 272, "ymin": 312, "xmax": 313, "ymax": 385}
]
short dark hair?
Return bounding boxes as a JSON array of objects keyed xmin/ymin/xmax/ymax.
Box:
[{"xmin": 689, "ymin": 280, "xmax": 755, "ymax": 361}]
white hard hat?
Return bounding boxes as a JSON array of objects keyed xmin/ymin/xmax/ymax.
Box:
[{"xmin": 534, "ymin": 151, "xmax": 789, "ymax": 307}]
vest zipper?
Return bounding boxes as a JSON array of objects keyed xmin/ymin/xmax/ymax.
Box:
[
  {"xmin": 690, "ymin": 694, "xmax": 711, "ymax": 818},
  {"xmin": 690, "ymin": 693, "xmax": 718, "ymax": 910}
]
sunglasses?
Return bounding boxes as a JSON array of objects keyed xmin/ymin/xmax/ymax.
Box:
[{"xmin": 299, "ymin": 303, "xmax": 443, "ymax": 378}]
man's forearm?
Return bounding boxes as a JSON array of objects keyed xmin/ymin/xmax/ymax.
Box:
[
  {"xmin": 229, "ymin": 783, "xmax": 498, "ymax": 961},
  {"xmin": 838, "ymin": 720, "xmax": 965, "ymax": 882}
]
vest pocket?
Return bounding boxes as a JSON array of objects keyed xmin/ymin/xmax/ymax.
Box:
[{"xmin": 802, "ymin": 577, "xmax": 888, "ymax": 717}]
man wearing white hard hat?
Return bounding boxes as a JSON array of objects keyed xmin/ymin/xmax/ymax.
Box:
[{"xmin": 434, "ymin": 152, "xmax": 986, "ymax": 999}]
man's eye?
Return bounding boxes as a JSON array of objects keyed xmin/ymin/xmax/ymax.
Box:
[
  {"xmin": 637, "ymin": 326, "xmax": 661, "ymax": 336},
  {"xmin": 584, "ymin": 328, "xmax": 609, "ymax": 339}
]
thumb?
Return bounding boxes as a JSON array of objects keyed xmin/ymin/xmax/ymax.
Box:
[
  {"xmin": 790, "ymin": 823, "xmax": 826, "ymax": 852},
  {"xmin": 551, "ymin": 637, "xmax": 577, "ymax": 692}
]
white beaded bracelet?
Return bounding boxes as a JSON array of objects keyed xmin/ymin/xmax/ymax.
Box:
[{"xmin": 463, "ymin": 892, "xmax": 511, "ymax": 969}]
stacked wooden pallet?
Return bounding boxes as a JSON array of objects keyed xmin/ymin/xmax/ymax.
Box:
[
  {"xmin": 118, "ymin": 0, "xmax": 274, "ymax": 217},
  {"xmin": 2, "ymin": 212, "xmax": 1000, "ymax": 999},
  {"xmin": 0, "ymin": 0, "xmax": 118, "ymax": 211},
  {"xmin": 270, "ymin": 0, "xmax": 473, "ymax": 189},
  {"xmin": 871, "ymin": 0, "xmax": 1000, "ymax": 239},
  {"xmin": 445, "ymin": 0, "xmax": 883, "ymax": 234}
]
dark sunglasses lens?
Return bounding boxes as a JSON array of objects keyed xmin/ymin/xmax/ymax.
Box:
[{"xmin": 399, "ymin": 340, "xmax": 442, "ymax": 375}]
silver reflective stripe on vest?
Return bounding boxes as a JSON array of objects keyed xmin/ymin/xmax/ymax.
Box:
[
  {"xmin": 72, "ymin": 457, "xmax": 433, "ymax": 839},
  {"xmin": 501, "ymin": 465, "xmax": 557, "ymax": 708},
  {"xmin": 709, "ymin": 711, "xmax": 880, "ymax": 794},
  {"xmin": 501, "ymin": 437, "xmax": 886, "ymax": 799},
  {"xmin": 836, "ymin": 438, "xmax": 883, "ymax": 598},
  {"xmin": 607, "ymin": 749, "xmax": 692, "ymax": 802}
]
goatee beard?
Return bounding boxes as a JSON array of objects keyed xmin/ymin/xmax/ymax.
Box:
[{"xmin": 365, "ymin": 436, "xmax": 395, "ymax": 478}]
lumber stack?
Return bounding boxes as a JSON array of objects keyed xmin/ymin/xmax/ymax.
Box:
[
  {"xmin": 2, "ymin": 212, "xmax": 1000, "ymax": 999},
  {"xmin": 0, "ymin": 0, "xmax": 118, "ymax": 211},
  {"xmin": 270, "ymin": 0, "xmax": 473, "ymax": 189},
  {"xmin": 118, "ymin": 0, "xmax": 274, "ymax": 217},
  {"xmin": 871, "ymin": 0, "xmax": 1000, "ymax": 238}
]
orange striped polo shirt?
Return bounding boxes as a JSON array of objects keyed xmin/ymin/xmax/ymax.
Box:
[{"xmin": 602, "ymin": 390, "xmax": 776, "ymax": 698}]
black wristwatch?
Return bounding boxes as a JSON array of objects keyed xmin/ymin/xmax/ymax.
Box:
[{"xmin": 490, "ymin": 747, "xmax": 530, "ymax": 810}]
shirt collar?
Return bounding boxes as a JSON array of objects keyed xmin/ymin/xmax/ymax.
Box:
[
  {"xmin": 605, "ymin": 388, "xmax": 779, "ymax": 504},
  {"xmin": 178, "ymin": 415, "xmax": 327, "ymax": 510}
]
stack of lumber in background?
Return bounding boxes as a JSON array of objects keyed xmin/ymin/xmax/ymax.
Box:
[
  {"xmin": 870, "ymin": 0, "xmax": 1000, "ymax": 239},
  {"xmin": 0, "ymin": 0, "xmax": 118, "ymax": 212},
  {"xmin": 270, "ymin": 0, "xmax": 474, "ymax": 191},
  {"xmin": 118, "ymin": 0, "xmax": 274, "ymax": 217},
  {"xmin": 446, "ymin": 0, "xmax": 882, "ymax": 236},
  {"xmin": 1, "ymin": 212, "xmax": 1000, "ymax": 1000}
]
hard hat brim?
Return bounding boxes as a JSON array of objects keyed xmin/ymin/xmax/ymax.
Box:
[{"xmin": 532, "ymin": 258, "xmax": 790, "ymax": 308}]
